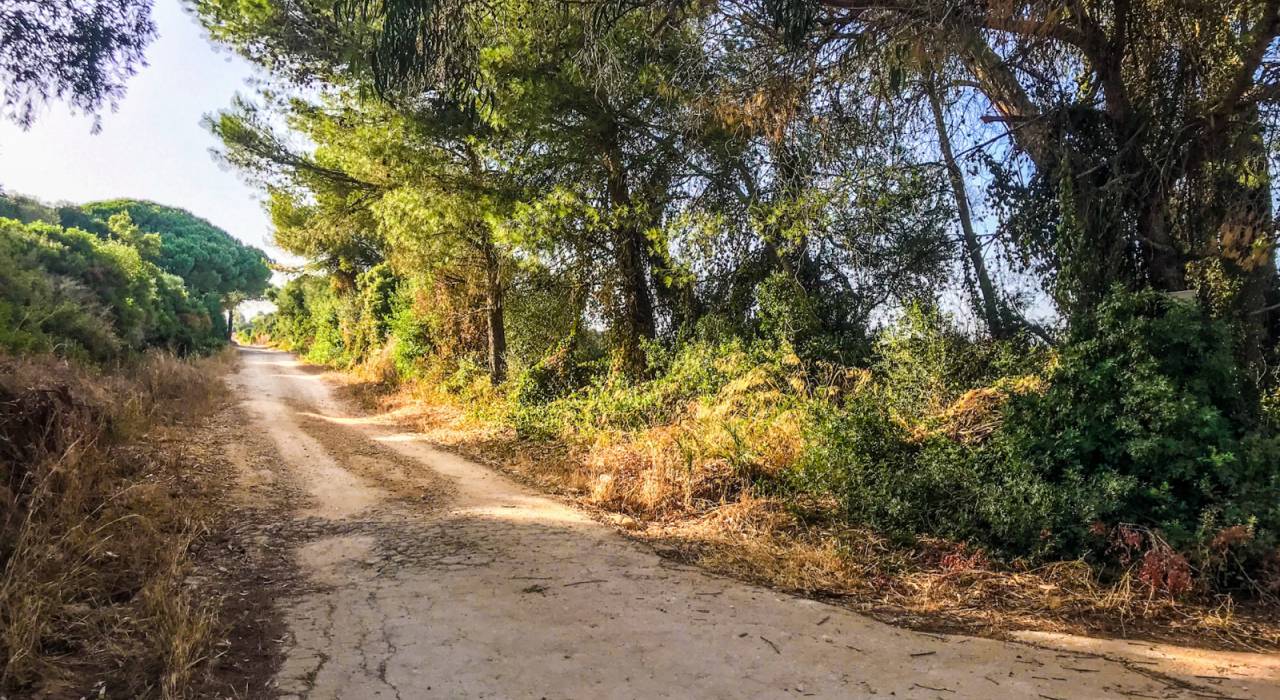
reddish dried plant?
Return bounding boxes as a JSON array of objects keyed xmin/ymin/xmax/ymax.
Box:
[{"xmin": 1138, "ymin": 548, "xmax": 1194, "ymax": 596}]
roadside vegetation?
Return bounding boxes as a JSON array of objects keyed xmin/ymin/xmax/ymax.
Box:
[
  {"xmin": 1, "ymin": 194, "xmax": 271, "ymax": 356},
  {"xmin": 0, "ymin": 192, "xmax": 271, "ymax": 696},
  {"xmin": 244, "ymin": 283, "xmax": 1280, "ymax": 645},
  {"xmin": 216, "ymin": 0, "xmax": 1280, "ymax": 646},
  {"xmin": 0, "ymin": 351, "xmax": 232, "ymax": 696}
]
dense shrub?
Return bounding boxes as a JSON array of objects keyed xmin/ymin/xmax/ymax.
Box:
[
  {"xmin": 507, "ymin": 336, "xmax": 602, "ymax": 438},
  {"xmin": 756, "ymin": 272, "xmax": 866, "ymax": 364},
  {"xmin": 385, "ymin": 282, "xmax": 436, "ymax": 377},
  {"xmin": 789, "ymin": 290, "xmax": 1280, "ymax": 579},
  {"xmin": 0, "ymin": 218, "xmax": 220, "ymax": 361},
  {"xmin": 873, "ymin": 304, "xmax": 1041, "ymax": 420},
  {"xmin": 1002, "ymin": 289, "xmax": 1280, "ymax": 565},
  {"xmin": 348, "ymin": 264, "xmax": 397, "ymax": 360},
  {"xmin": 0, "ymin": 193, "xmax": 271, "ymax": 360},
  {"xmin": 509, "ymin": 337, "xmax": 786, "ymax": 439}
]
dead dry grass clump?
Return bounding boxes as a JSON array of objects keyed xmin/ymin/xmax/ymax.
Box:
[
  {"xmin": 0, "ymin": 351, "xmax": 230, "ymax": 697},
  {"xmin": 567, "ymin": 364, "xmax": 807, "ymax": 520},
  {"xmin": 917, "ymin": 375, "xmax": 1045, "ymax": 444},
  {"xmin": 644, "ymin": 498, "xmax": 1280, "ymax": 650}
]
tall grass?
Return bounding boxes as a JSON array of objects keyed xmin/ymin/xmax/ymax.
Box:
[{"xmin": 0, "ymin": 352, "xmax": 230, "ymax": 697}]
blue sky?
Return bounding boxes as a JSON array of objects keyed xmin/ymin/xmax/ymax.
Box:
[{"xmin": 0, "ymin": 0, "xmax": 278, "ymax": 260}]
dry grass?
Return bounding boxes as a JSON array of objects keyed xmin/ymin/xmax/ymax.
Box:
[
  {"xmin": 0, "ymin": 350, "xmax": 234, "ymax": 698},
  {"xmin": 334, "ymin": 368, "xmax": 1280, "ymax": 653},
  {"xmin": 648, "ymin": 501, "xmax": 1280, "ymax": 651}
]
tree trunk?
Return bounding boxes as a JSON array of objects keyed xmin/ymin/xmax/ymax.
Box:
[
  {"xmin": 614, "ymin": 221, "xmax": 657, "ymax": 374},
  {"xmin": 927, "ymin": 82, "xmax": 1006, "ymax": 338},
  {"xmin": 956, "ymin": 30, "xmax": 1055, "ymax": 169},
  {"xmin": 603, "ymin": 137, "xmax": 657, "ymax": 376},
  {"xmin": 960, "ymin": 29, "xmax": 1184, "ymax": 307},
  {"xmin": 464, "ymin": 143, "xmax": 509, "ymax": 384},
  {"xmin": 482, "ymin": 235, "xmax": 508, "ymax": 384},
  {"xmin": 226, "ymin": 307, "xmax": 234, "ymax": 341}
]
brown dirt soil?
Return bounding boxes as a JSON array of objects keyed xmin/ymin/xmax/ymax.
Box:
[{"xmin": 184, "ymin": 399, "xmax": 298, "ymax": 699}]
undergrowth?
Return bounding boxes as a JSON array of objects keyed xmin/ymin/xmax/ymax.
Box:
[
  {"xmin": 0, "ymin": 351, "xmax": 232, "ymax": 697},
  {"xmin": 305, "ymin": 294, "xmax": 1280, "ymax": 649}
]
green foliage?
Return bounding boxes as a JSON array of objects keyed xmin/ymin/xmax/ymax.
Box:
[
  {"xmin": 105, "ymin": 211, "xmax": 162, "ymax": 260},
  {"xmin": 0, "ymin": 193, "xmax": 271, "ymax": 357},
  {"xmin": 756, "ymin": 273, "xmax": 866, "ymax": 364},
  {"xmin": 508, "ymin": 336, "xmax": 788, "ymax": 439},
  {"xmin": 235, "ymin": 310, "xmax": 277, "ymax": 344},
  {"xmin": 0, "ymin": 0, "xmax": 155, "ymax": 127},
  {"xmin": 787, "ymin": 290, "xmax": 1280, "ymax": 574},
  {"xmin": 385, "ymin": 280, "xmax": 437, "ymax": 377},
  {"xmin": 1001, "ymin": 290, "xmax": 1280, "ymax": 559},
  {"xmin": 78, "ymin": 200, "xmax": 271, "ymax": 303},
  {"xmin": 0, "ymin": 193, "xmax": 60, "ymax": 224},
  {"xmin": 792, "ymin": 401, "xmax": 1120, "ymax": 560},
  {"xmin": 261, "ymin": 268, "xmax": 415, "ymax": 369},
  {"xmin": 266, "ymin": 275, "xmax": 334, "ymax": 358},
  {"xmin": 349, "ymin": 264, "xmax": 397, "ymax": 356},
  {"xmin": 0, "ymin": 217, "xmax": 217, "ymax": 361},
  {"xmin": 873, "ymin": 304, "xmax": 1041, "ymax": 420},
  {"xmin": 784, "ymin": 308, "xmax": 1062, "ymax": 557}
]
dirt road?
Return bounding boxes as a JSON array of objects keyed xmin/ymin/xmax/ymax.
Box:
[{"xmin": 226, "ymin": 346, "xmax": 1278, "ymax": 699}]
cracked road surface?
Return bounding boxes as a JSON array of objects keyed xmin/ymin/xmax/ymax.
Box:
[{"xmin": 228, "ymin": 346, "xmax": 1279, "ymax": 699}]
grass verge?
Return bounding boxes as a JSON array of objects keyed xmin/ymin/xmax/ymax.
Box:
[
  {"xmin": 0, "ymin": 351, "xmax": 235, "ymax": 697},
  {"xmin": 335, "ymin": 368, "xmax": 1280, "ymax": 653}
]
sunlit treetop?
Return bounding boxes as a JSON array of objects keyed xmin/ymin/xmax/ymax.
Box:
[{"xmin": 78, "ymin": 199, "xmax": 272, "ymax": 301}]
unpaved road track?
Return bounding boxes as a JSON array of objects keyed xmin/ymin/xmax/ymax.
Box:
[{"xmin": 228, "ymin": 347, "xmax": 1279, "ymax": 699}]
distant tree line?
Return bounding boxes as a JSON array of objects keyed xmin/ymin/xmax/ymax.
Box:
[{"xmin": 0, "ymin": 192, "xmax": 270, "ymax": 359}]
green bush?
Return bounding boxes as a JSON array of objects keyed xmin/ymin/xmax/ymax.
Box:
[
  {"xmin": 756, "ymin": 272, "xmax": 866, "ymax": 364},
  {"xmin": 788, "ymin": 289, "xmax": 1280, "ymax": 574},
  {"xmin": 268, "ymin": 275, "xmax": 333, "ymax": 356},
  {"xmin": 0, "ymin": 193, "xmax": 271, "ymax": 360},
  {"xmin": 566, "ymin": 338, "xmax": 762, "ymax": 432},
  {"xmin": 1001, "ymin": 289, "xmax": 1280, "ymax": 560},
  {"xmin": 348, "ymin": 264, "xmax": 397, "ymax": 360},
  {"xmin": 77, "ymin": 199, "xmax": 271, "ymax": 303},
  {"xmin": 874, "ymin": 303, "xmax": 1041, "ymax": 420},
  {"xmin": 386, "ymin": 283, "xmax": 436, "ymax": 377},
  {"xmin": 0, "ymin": 218, "xmax": 219, "ymax": 361},
  {"xmin": 507, "ymin": 335, "xmax": 604, "ymax": 439}
]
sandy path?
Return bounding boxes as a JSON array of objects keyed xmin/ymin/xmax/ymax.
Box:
[{"xmin": 228, "ymin": 346, "xmax": 1278, "ymax": 699}]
